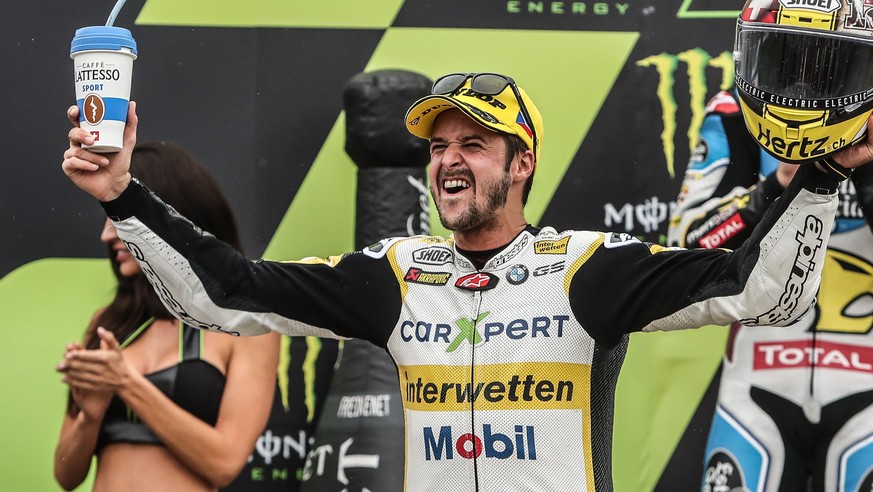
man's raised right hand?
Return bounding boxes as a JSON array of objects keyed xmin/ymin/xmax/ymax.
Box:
[{"xmin": 62, "ymin": 102, "xmax": 137, "ymax": 202}]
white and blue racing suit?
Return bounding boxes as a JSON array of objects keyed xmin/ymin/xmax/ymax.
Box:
[{"xmin": 668, "ymin": 90, "xmax": 873, "ymax": 492}]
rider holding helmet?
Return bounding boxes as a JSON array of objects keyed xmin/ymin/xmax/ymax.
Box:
[{"xmin": 669, "ymin": 1, "xmax": 873, "ymax": 490}]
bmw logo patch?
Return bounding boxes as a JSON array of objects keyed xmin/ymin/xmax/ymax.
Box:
[{"xmin": 506, "ymin": 265, "xmax": 529, "ymax": 285}]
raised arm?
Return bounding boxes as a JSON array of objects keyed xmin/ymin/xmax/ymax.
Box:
[
  {"xmin": 62, "ymin": 103, "xmax": 135, "ymax": 202},
  {"xmin": 61, "ymin": 103, "xmax": 403, "ymax": 345},
  {"xmin": 575, "ymin": 133, "xmax": 872, "ymax": 346}
]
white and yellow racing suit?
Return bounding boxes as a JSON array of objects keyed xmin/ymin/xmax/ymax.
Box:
[
  {"xmin": 103, "ymin": 161, "xmax": 840, "ymax": 491},
  {"xmin": 668, "ymin": 90, "xmax": 873, "ymax": 492}
]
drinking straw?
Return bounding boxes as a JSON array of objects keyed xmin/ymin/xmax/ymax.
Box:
[{"xmin": 105, "ymin": 0, "xmax": 127, "ymax": 26}]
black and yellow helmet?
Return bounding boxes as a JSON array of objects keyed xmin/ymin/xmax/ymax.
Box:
[{"xmin": 735, "ymin": 0, "xmax": 873, "ymax": 163}]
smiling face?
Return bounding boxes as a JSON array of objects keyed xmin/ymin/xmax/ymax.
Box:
[
  {"xmin": 428, "ymin": 110, "xmax": 515, "ymax": 234},
  {"xmin": 101, "ymin": 216, "xmax": 141, "ymax": 278}
]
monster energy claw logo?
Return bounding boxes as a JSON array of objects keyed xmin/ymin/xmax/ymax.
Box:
[{"xmin": 637, "ymin": 49, "xmax": 733, "ymax": 177}]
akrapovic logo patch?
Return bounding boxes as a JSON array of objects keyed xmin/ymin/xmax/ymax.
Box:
[{"xmin": 404, "ymin": 267, "xmax": 451, "ymax": 286}]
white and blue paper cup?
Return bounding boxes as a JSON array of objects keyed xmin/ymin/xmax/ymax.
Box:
[{"xmin": 70, "ymin": 26, "xmax": 137, "ymax": 153}]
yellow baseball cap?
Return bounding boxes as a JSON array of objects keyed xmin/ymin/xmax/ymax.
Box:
[{"xmin": 405, "ymin": 73, "xmax": 544, "ymax": 162}]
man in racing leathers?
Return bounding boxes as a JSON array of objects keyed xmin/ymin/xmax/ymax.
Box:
[
  {"xmin": 62, "ymin": 73, "xmax": 869, "ymax": 492},
  {"xmin": 668, "ymin": 89, "xmax": 873, "ymax": 492}
]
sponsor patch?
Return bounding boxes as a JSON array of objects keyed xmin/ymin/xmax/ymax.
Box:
[
  {"xmin": 399, "ymin": 313, "xmax": 570, "ymax": 352},
  {"xmin": 506, "ymin": 265, "xmax": 529, "ymax": 285},
  {"xmin": 533, "ymin": 261, "xmax": 565, "ymax": 277},
  {"xmin": 83, "ymin": 93, "xmax": 106, "ymax": 125},
  {"xmin": 336, "ymin": 394, "xmax": 391, "ymax": 418},
  {"xmin": 754, "ymin": 340, "xmax": 873, "ymax": 373},
  {"xmin": 742, "ymin": 0, "xmax": 779, "ymax": 22},
  {"xmin": 455, "ymin": 272, "xmax": 499, "ymax": 291},
  {"xmin": 687, "ymin": 204, "xmax": 742, "ymax": 246},
  {"xmin": 404, "ymin": 267, "xmax": 451, "ymax": 286},
  {"xmin": 412, "ymin": 246, "xmax": 453, "ymax": 265},
  {"xmin": 703, "ymin": 451, "xmax": 746, "ymax": 492},
  {"xmin": 400, "ymin": 361, "xmax": 586, "ymax": 411},
  {"xmin": 489, "ymin": 235, "xmax": 529, "ymax": 267},
  {"xmin": 699, "ymin": 212, "xmax": 746, "ymax": 249},
  {"xmin": 423, "ymin": 424, "xmax": 537, "ymax": 461},
  {"xmin": 534, "ymin": 237, "xmax": 570, "ymax": 255},
  {"xmin": 779, "ymin": 0, "xmax": 840, "ymax": 13},
  {"xmin": 846, "ymin": 0, "xmax": 873, "ymax": 30}
]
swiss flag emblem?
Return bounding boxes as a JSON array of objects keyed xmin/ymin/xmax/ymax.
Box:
[{"xmin": 742, "ymin": 0, "xmax": 778, "ymax": 22}]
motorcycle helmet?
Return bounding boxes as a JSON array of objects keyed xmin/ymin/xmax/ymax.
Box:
[{"xmin": 734, "ymin": 0, "xmax": 873, "ymax": 163}]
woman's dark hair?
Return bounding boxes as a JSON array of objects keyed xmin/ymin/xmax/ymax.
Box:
[{"xmin": 82, "ymin": 141, "xmax": 243, "ymax": 351}]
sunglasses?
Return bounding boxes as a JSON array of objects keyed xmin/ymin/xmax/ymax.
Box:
[{"xmin": 431, "ymin": 73, "xmax": 538, "ymax": 157}]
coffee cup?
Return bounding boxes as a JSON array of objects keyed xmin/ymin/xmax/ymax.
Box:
[{"xmin": 70, "ymin": 26, "xmax": 137, "ymax": 153}]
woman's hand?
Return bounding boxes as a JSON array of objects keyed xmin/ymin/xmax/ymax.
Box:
[
  {"xmin": 54, "ymin": 328, "xmax": 131, "ymax": 490},
  {"xmin": 57, "ymin": 340, "xmax": 112, "ymax": 422},
  {"xmin": 58, "ymin": 327, "xmax": 133, "ymax": 399}
]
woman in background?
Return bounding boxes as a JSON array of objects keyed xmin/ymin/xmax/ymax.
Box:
[{"xmin": 54, "ymin": 140, "xmax": 279, "ymax": 491}]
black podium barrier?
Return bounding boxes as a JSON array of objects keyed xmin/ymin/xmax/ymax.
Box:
[{"xmin": 299, "ymin": 69, "xmax": 432, "ymax": 492}]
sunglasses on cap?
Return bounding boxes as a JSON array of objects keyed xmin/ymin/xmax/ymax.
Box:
[{"xmin": 431, "ymin": 73, "xmax": 538, "ymax": 158}]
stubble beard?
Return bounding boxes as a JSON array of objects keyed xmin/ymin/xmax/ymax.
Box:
[{"xmin": 435, "ymin": 170, "xmax": 512, "ymax": 232}]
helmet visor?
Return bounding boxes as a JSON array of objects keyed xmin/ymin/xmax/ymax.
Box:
[{"xmin": 735, "ymin": 23, "xmax": 873, "ymax": 109}]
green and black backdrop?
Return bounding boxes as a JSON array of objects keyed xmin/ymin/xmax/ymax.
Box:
[{"xmin": 1, "ymin": 0, "xmax": 741, "ymax": 490}]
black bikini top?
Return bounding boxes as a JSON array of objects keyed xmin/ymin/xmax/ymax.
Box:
[{"xmin": 97, "ymin": 319, "xmax": 226, "ymax": 448}]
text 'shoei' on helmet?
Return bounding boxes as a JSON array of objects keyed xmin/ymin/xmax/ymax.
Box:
[{"xmin": 734, "ymin": 0, "xmax": 873, "ymax": 164}]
